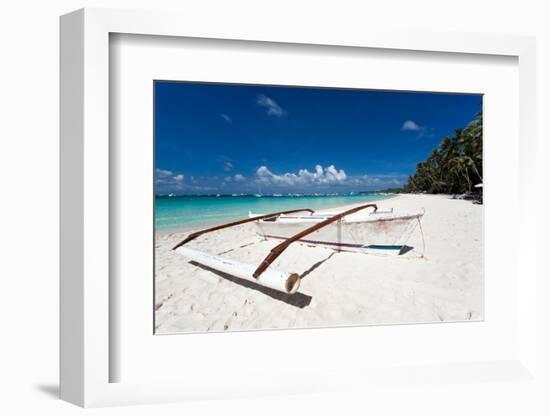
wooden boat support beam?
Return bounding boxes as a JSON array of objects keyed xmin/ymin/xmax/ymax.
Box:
[
  {"xmin": 253, "ymin": 203, "xmax": 378, "ymax": 278},
  {"xmin": 172, "ymin": 208, "xmax": 315, "ymax": 250}
]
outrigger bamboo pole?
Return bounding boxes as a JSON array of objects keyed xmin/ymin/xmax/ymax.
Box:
[
  {"xmin": 172, "ymin": 208, "xmax": 314, "ymax": 250},
  {"xmin": 252, "ymin": 203, "xmax": 378, "ymax": 278},
  {"xmin": 175, "ymin": 247, "xmax": 301, "ymax": 294}
]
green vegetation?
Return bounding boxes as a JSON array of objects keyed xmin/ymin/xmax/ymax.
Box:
[
  {"xmin": 404, "ymin": 111, "xmax": 482, "ymax": 194},
  {"xmin": 360, "ymin": 188, "xmax": 403, "ymax": 194}
]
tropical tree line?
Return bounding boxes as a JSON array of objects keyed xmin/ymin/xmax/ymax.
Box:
[{"xmin": 403, "ymin": 111, "xmax": 483, "ymax": 194}]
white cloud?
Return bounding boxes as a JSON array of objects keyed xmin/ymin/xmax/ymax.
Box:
[
  {"xmin": 156, "ymin": 168, "xmax": 174, "ymax": 177},
  {"xmin": 220, "ymin": 113, "xmax": 232, "ymax": 123},
  {"xmin": 156, "ymin": 165, "xmax": 406, "ymax": 194},
  {"xmin": 401, "ymin": 120, "xmax": 422, "ymax": 131},
  {"xmin": 256, "ymin": 164, "xmax": 348, "ymax": 186},
  {"xmin": 257, "ymin": 94, "xmax": 286, "ymax": 117},
  {"xmin": 156, "ymin": 168, "xmax": 185, "ymax": 190},
  {"xmin": 401, "ymin": 120, "xmax": 436, "ymax": 138},
  {"xmin": 223, "ymin": 174, "xmax": 245, "ymax": 182},
  {"xmin": 254, "ymin": 164, "xmax": 406, "ymax": 190},
  {"xmin": 223, "ymin": 161, "xmax": 234, "ymax": 172}
]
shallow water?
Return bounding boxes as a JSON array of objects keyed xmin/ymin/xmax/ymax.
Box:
[{"xmin": 155, "ymin": 194, "xmax": 391, "ymax": 231}]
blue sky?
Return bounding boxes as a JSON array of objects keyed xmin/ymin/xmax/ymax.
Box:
[{"xmin": 155, "ymin": 81, "xmax": 481, "ymax": 195}]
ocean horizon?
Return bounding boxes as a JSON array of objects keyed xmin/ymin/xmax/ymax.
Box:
[{"xmin": 155, "ymin": 193, "xmax": 393, "ymax": 232}]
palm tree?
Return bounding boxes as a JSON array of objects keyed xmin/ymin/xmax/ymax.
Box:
[
  {"xmin": 447, "ymin": 156, "xmax": 472, "ymax": 192},
  {"xmin": 405, "ymin": 110, "xmax": 482, "ymax": 194}
]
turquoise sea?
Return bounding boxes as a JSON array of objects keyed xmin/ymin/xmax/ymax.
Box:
[{"xmin": 155, "ymin": 194, "xmax": 391, "ymax": 231}]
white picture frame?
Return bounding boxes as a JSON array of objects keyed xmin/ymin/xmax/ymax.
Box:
[{"xmin": 60, "ymin": 8, "xmax": 537, "ymax": 407}]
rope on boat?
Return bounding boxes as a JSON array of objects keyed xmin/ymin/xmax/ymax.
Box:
[{"xmin": 417, "ymin": 216, "xmax": 426, "ymax": 258}]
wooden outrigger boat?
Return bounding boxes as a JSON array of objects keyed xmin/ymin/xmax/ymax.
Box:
[{"xmin": 173, "ymin": 203, "xmax": 424, "ymax": 295}]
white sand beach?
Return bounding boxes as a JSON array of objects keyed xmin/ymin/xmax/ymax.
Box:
[{"xmin": 154, "ymin": 194, "xmax": 483, "ymax": 334}]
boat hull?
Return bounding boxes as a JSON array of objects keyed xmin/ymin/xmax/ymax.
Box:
[{"xmin": 253, "ymin": 212, "xmax": 423, "ymax": 252}]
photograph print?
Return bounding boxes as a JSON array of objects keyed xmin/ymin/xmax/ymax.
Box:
[{"xmin": 154, "ymin": 81, "xmax": 483, "ymax": 334}]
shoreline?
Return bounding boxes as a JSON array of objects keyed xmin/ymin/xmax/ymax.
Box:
[
  {"xmin": 155, "ymin": 193, "xmax": 399, "ymax": 236},
  {"xmin": 155, "ymin": 193, "xmax": 483, "ymax": 334}
]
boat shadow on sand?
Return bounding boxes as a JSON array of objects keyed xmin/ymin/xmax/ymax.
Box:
[
  {"xmin": 189, "ymin": 245, "xmax": 417, "ymax": 309},
  {"xmin": 189, "ymin": 261, "xmax": 313, "ymax": 308}
]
